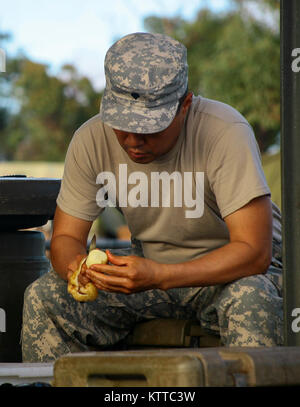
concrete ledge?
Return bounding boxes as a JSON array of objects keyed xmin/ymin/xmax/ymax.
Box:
[{"xmin": 0, "ymin": 363, "xmax": 54, "ymax": 385}]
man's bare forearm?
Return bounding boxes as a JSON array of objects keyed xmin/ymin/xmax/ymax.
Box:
[
  {"xmin": 159, "ymin": 240, "xmax": 272, "ymax": 291},
  {"xmin": 50, "ymin": 235, "xmax": 88, "ymax": 281}
]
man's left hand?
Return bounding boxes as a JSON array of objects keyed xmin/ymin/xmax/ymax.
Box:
[{"xmin": 85, "ymin": 251, "xmax": 164, "ymax": 294}]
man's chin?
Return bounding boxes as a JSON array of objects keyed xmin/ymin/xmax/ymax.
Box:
[
  {"xmin": 130, "ymin": 157, "xmax": 154, "ymax": 164},
  {"xmin": 127, "ymin": 151, "xmax": 154, "ymax": 163}
]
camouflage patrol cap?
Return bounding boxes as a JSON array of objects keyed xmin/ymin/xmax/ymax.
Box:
[{"xmin": 99, "ymin": 32, "xmax": 188, "ymax": 134}]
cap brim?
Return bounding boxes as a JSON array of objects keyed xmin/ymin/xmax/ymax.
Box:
[{"xmin": 99, "ymin": 89, "xmax": 179, "ymax": 134}]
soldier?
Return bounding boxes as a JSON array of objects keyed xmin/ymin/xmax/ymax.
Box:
[{"xmin": 22, "ymin": 32, "xmax": 283, "ymax": 362}]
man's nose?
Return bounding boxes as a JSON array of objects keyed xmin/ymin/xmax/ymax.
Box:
[{"xmin": 125, "ymin": 133, "xmax": 145, "ymax": 147}]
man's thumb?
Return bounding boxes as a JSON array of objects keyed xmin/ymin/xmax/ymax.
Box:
[{"xmin": 106, "ymin": 250, "xmax": 127, "ymax": 266}]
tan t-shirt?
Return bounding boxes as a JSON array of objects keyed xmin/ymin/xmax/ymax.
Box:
[{"xmin": 57, "ymin": 96, "xmax": 281, "ymax": 264}]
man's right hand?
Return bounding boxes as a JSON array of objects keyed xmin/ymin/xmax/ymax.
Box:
[{"xmin": 67, "ymin": 254, "xmax": 91, "ymax": 286}]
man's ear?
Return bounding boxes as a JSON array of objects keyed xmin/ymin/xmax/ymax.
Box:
[{"xmin": 182, "ymin": 92, "xmax": 193, "ymax": 114}]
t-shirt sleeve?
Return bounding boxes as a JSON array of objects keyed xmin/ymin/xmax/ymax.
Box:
[
  {"xmin": 207, "ymin": 122, "xmax": 271, "ymax": 219},
  {"xmin": 56, "ymin": 129, "xmax": 103, "ymax": 221}
]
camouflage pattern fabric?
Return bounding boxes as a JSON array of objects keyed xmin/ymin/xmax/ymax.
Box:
[
  {"xmin": 99, "ymin": 32, "xmax": 188, "ymax": 134},
  {"xmin": 22, "ymin": 239, "xmax": 283, "ymax": 362}
]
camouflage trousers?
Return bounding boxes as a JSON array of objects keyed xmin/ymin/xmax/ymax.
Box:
[{"xmin": 22, "ymin": 241, "xmax": 283, "ymax": 362}]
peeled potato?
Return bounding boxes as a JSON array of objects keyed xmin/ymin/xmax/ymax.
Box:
[
  {"xmin": 86, "ymin": 249, "xmax": 108, "ymax": 268},
  {"xmin": 68, "ymin": 248, "xmax": 108, "ymax": 302}
]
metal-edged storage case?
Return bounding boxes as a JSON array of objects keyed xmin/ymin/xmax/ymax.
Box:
[{"xmin": 53, "ymin": 347, "xmax": 300, "ymax": 387}]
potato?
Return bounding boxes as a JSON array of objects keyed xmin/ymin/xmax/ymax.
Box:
[
  {"xmin": 86, "ymin": 249, "xmax": 108, "ymax": 268},
  {"xmin": 68, "ymin": 249, "xmax": 107, "ymax": 302}
]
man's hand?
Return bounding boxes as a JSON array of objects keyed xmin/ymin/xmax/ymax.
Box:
[
  {"xmin": 85, "ymin": 251, "xmax": 163, "ymax": 294},
  {"xmin": 67, "ymin": 254, "xmax": 90, "ymax": 286}
]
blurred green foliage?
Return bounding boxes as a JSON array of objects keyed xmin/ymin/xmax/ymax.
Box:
[
  {"xmin": 0, "ymin": 54, "xmax": 101, "ymax": 160},
  {"xmin": 0, "ymin": 0, "xmax": 280, "ymax": 160}
]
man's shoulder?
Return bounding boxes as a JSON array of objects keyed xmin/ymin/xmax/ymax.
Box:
[
  {"xmin": 71, "ymin": 114, "xmax": 111, "ymax": 149},
  {"xmin": 191, "ymin": 96, "xmax": 249, "ymax": 127},
  {"xmin": 75, "ymin": 113, "xmax": 103, "ymax": 135}
]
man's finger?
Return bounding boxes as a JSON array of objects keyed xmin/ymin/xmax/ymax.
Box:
[
  {"xmin": 106, "ymin": 250, "xmax": 129, "ymax": 266},
  {"xmin": 86, "ymin": 268, "xmax": 129, "ymax": 287},
  {"xmin": 88, "ymin": 263, "xmax": 127, "ymax": 276}
]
